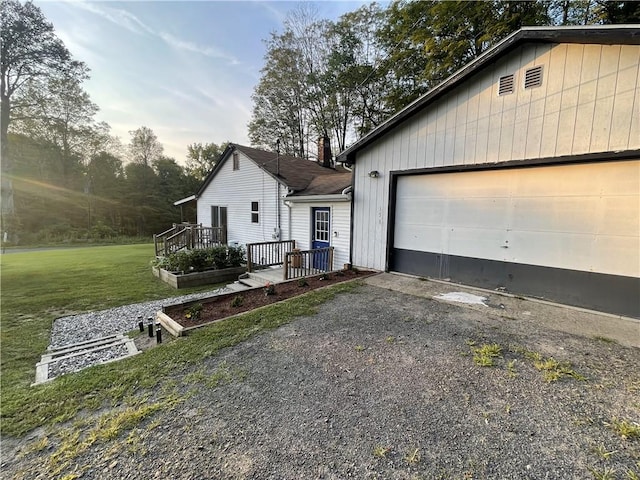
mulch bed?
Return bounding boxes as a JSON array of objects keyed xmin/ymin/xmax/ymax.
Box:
[{"xmin": 164, "ymin": 269, "xmax": 375, "ymax": 329}]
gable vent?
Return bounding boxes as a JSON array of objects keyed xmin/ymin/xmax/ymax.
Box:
[
  {"xmin": 524, "ymin": 65, "xmax": 543, "ymax": 89},
  {"xmin": 498, "ymin": 74, "xmax": 515, "ymax": 95}
]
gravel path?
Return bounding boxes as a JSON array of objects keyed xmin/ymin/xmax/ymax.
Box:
[
  {"xmin": 7, "ymin": 284, "xmax": 640, "ymax": 479},
  {"xmin": 49, "ymin": 287, "xmax": 228, "ymax": 348}
]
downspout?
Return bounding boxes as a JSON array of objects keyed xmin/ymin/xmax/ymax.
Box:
[
  {"xmin": 348, "ymin": 163, "xmax": 355, "ymax": 268},
  {"xmin": 275, "ymin": 140, "xmax": 281, "ymax": 240}
]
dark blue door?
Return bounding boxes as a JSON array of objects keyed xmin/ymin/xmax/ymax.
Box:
[{"xmin": 312, "ymin": 207, "xmax": 330, "ymax": 269}]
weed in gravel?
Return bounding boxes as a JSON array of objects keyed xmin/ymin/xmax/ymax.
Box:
[
  {"xmin": 472, "ymin": 343, "xmax": 502, "ymax": 367},
  {"xmin": 589, "ymin": 466, "xmax": 617, "ymax": 480},
  {"xmin": 505, "ymin": 404, "xmax": 512, "ymax": 415},
  {"xmin": 592, "ymin": 443, "xmax": 617, "ymax": 460},
  {"xmin": 506, "ymin": 359, "xmax": 518, "ymax": 378},
  {"xmin": 593, "ymin": 336, "xmax": 617, "ymax": 344},
  {"xmin": 607, "ymin": 418, "xmax": 640, "ymax": 441},
  {"xmin": 386, "ymin": 336, "xmax": 395, "ymax": 344},
  {"xmin": 373, "ymin": 445, "xmax": 391, "ymax": 458},
  {"xmin": 183, "ymin": 362, "xmax": 244, "ymax": 389},
  {"xmin": 355, "ymin": 345, "xmax": 365, "ymax": 352},
  {"xmin": 21, "ymin": 435, "xmax": 50, "ymax": 456},
  {"xmin": 46, "ymin": 393, "xmax": 181, "ymax": 477},
  {"xmin": 405, "ymin": 448, "xmax": 421, "ymax": 465},
  {"xmin": 533, "ymin": 357, "xmax": 586, "ymax": 382},
  {"xmin": 627, "ymin": 468, "xmax": 640, "ymax": 480}
]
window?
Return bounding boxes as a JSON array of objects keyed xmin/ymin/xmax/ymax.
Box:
[
  {"xmin": 211, "ymin": 206, "xmax": 228, "ymax": 243},
  {"xmin": 232, "ymin": 152, "xmax": 239, "ymax": 170},
  {"xmin": 498, "ymin": 73, "xmax": 515, "ymax": 96},
  {"xmin": 524, "ymin": 65, "xmax": 543, "ymax": 89},
  {"xmin": 251, "ymin": 201, "xmax": 259, "ymax": 223},
  {"xmin": 314, "ymin": 210, "xmax": 329, "ymax": 242}
]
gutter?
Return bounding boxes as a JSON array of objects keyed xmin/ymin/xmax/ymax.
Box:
[
  {"xmin": 284, "ymin": 192, "xmax": 352, "ymax": 203},
  {"xmin": 173, "ymin": 195, "xmax": 197, "ymax": 206}
]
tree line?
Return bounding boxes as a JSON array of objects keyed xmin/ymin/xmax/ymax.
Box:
[
  {"xmin": 248, "ymin": 0, "xmax": 639, "ymax": 159},
  {"xmin": 1, "ymin": 0, "xmax": 228, "ymax": 244},
  {"xmin": 1, "ymin": 0, "xmax": 638, "ymax": 245}
]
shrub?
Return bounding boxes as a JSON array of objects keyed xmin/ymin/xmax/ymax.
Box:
[
  {"xmin": 158, "ymin": 245, "xmax": 246, "ymax": 273},
  {"xmin": 227, "ymin": 246, "xmax": 245, "ymax": 267},
  {"xmin": 189, "ymin": 248, "xmax": 210, "ymax": 272},
  {"xmin": 207, "ymin": 246, "xmax": 229, "ymax": 269}
]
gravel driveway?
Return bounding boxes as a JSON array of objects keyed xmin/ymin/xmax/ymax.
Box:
[{"xmin": 6, "ymin": 279, "xmax": 640, "ymax": 479}]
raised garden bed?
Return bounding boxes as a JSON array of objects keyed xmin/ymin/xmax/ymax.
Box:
[
  {"xmin": 152, "ymin": 266, "xmax": 247, "ymax": 289},
  {"xmin": 157, "ymin": 269, "xmax": 375, "ymax": 336}
]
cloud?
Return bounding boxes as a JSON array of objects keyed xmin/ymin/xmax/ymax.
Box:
[
  {"xmin": 71, "ymin": 1, "xmax": 239, "ymax": 65},
  {"xmin": 72, "ymin": 1, "xmax": 154, "ymax": 36},
  {"xmin": 158, "ymin": 32, "xmax": 240, "ymax": 64}
]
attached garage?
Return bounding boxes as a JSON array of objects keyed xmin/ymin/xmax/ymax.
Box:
[
  {"xmin": 338, "ymin": 26, "xmax": 640, "ymax": 318},
  {"xmin": 390, "ymin": 160, "xmax": 639, "ymax": 317}
]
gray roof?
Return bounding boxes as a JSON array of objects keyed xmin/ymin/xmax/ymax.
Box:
[{"xmin": 337, "ymin": 25, "xmax": 640, "ymax": 164}]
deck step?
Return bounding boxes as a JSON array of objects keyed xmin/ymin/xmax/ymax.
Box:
[
  {"xmin": 34, "ymin": 334, "xmax": 140, "ymax": 386},
  {"xmin": 226, "ymin": 281, "xmax": 250, "ymax": 292},
  {"xmin": 238, "ymin": 277, "xmax": 267, "ymax": 288}
]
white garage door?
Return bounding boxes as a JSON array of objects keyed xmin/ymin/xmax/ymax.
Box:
[{"xmin": 391, "ymin": 160, "xmax": 639, "ymax": 317}]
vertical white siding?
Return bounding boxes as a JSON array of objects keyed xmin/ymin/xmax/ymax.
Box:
[
  {"xmin": 289, "ymin": 202, "xmax": 351, "ymax": 270},
  {"xmin": 352, "ymin": 42, "xmax": 640, "ymax": 271},
  {"xmin": 197, "ymin": 151, "xmax": 289, "ymax": 248}
]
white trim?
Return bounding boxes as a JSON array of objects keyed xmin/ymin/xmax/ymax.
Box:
[
  {"xmin": 285, "ymin": 193, "xmax": 351, "ymax": 203},
  {"xmin": 173, "ymin": 195, "xmax": 197, "ymax": 206}
]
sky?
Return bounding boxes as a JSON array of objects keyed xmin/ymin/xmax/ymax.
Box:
[{"xmin": 36, "ymin": 0, "xmax": 373, "ymax": 164}]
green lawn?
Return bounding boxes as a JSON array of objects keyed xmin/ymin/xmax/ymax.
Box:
[{"xmin": 0, "ymin": 244, "xmax": 358, "ymax": 436}]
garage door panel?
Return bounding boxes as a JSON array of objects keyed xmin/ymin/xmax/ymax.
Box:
[
  {"xmin": 600, "ymin": 196, "xmax": 640, "ymax": 235},
  {"xmin": 394, "ymin": 225, "xmax": 444, "ymax": 252},
  {"xmin": 447, "ymin": 227, "xmax": 509, "ymax": 260},
  {"xmin": 394, "ymin": 198, "xmax": 446, "ymax": 226},
  {"xmin": 510, "ymin": 196, "xmax": 599, "ymax": 234},
  {"xmin": 508, "ymin": 231, "xmax": 595, "ymax": 271},
  {"xmin": 590, "ymin": 236, "xmax": 640, "ymax": 277},
  {"xmin": 447, "ymin": 198, "xmax": 510, "ymax": 229}
]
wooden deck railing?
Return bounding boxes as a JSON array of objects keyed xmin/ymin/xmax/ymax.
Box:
[
  {"xmin": 154, "ymin": 223, "xmax": 226, "ymax": 256},
  {"xmin": 246, "ymin": 240, "xmax": 296, "ymax": 272},
  {"xmin": 283, "ymin": 247, "xmax": 334, "ymax": 280}
]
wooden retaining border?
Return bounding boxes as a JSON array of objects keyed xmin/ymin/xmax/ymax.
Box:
[
  {"xmin": 152, "ymin": 266, "xmax": 247, "ymax": 289},
  {"xmin": 156, "ymin": 275, "xmax": 366, "ymax": 337}
]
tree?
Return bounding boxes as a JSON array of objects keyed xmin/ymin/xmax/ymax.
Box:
[
  {"xmin": 378, "ymin": 1, "xmax": 549, "ymax": 113},
  {"xmin": 185, "ymin": 141, "xmax": 227, "ymax": 180},
  {"xmin": 1, "ymin": 0, "xmax": 75, "ymax": 227},
  {"xmin": 249, "ymin": 30, "xmax": 309, "ymax": 158},
  {"xmin": 128, "ymin": 126, "xmax": 163, "ymax": 166},
  {"xmin": 12, "ymin": 61, "xmax": 98, "ymax": 186}
]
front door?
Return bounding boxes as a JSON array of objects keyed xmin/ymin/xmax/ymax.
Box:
[{"xmin": 312, "ymin": 207, "xmax": 330, "ymax": 269}]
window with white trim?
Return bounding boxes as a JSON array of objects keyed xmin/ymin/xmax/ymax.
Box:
[{"xmin": 314, "ymin": 210, "xmax": 329, "ymax": 242}]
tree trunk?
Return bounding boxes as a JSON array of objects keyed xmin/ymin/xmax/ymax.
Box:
[{"xmin": 1, "ymin": 91, "xmax": 16, "ymax": 221}]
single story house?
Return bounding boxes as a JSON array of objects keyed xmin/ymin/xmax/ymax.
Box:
[
  {"xmin": 337, "ymin": 25, "xmax": 640, "ymax": 318},
  {"xmin": 195, "ymin": 139, "xmax": 352, "ymax": 270}
]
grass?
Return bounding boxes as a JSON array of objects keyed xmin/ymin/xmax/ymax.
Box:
[
  {"xmin": 1, "ymin": 244, "xmax": 360, "ymax": 436},
  {"xmin": 472, "ymin": 343, "xmax": 502, "ymax": 367},
  {"xmin": 607, "ymin": 418, "xmax": 640, "ymax": 441}
]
